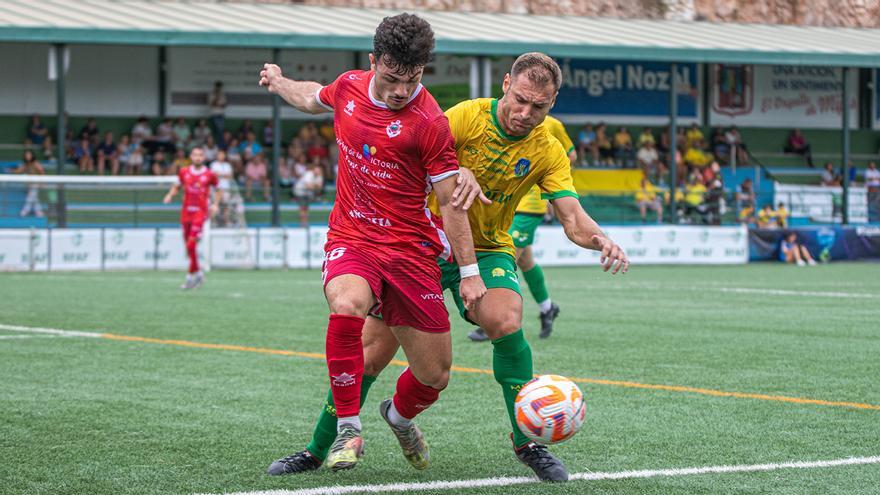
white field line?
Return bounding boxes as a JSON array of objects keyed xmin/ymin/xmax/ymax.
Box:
[
  {"xmin": 0, "ymin": 324, "xmax": 102, "ymax": 338},
  {"xmin": 0, "ymin": 334, "xmax": 59, "ymax": 340},
  {"xmin": 715, "ymin": 287, "xmax": 879, "ymax": 299},
  {"xmin": 201, "ymin": 455, "xmax": 880, "ymax": 495},
  {"xmin": 552, "ymin": 283, "xmax": 879, "ymax": 299}
]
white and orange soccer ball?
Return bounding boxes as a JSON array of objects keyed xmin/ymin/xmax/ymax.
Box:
[{"xmin": 514, "ymin": 374, "xmax": 586, "ymax": 444}]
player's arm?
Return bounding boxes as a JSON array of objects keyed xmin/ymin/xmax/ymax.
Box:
[
  {"xmin": 259, "ymin": 64, "xmax": 330, "ymax": 115},
  {"xmin": 163, "ymin": 183, "xmax": 180, "ymax": 204},
  {"xmin": 553, "ymin": 196, "xmax": 628, "ymax": 274},
  {"xmin": 211, "ymin": 187, "xmax": 222, "ymax": 218},
  {"xmin": 433, "ymin": 175, "xmax": 486, "ymax": 310}
]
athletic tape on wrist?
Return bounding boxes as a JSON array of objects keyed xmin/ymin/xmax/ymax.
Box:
[{"xmin": 459, "ymin": 263, "xmax": 480, "ymax": 279}]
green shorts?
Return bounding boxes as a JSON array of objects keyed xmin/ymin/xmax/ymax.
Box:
[
  {"xmin": 438, "ymin": 251, "xmax": 522, "ymax": 324},
  {"xmin": 510, "ymin": 213, "xmax": 543, "ymax": 248}
]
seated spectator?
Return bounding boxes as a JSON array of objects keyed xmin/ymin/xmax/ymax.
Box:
[
  {"xmin": 821, "ymin": 162, "xmax": 841, "ymax": 186},
  {"xmin": 169, "ymin": 149, "xmax": 190, "ymax": 176},
  {"xmin": 210, "ymin": 150, "xmax": 235, "ymax": 226},
  {"xmin": 13, "ymin": 150, "xmax": 45, "ymax": 218},
  {"xmin": 172, "ymin": 117, "xmax": 191, "ymax": 151},
  {"xmin": 725, "ymin": 126, "xmax": 749, "ymax": 165},
  {"xmin": 710, "ymin": 126, "xmax": 730, "ymax": 164},
  {"xmin": 154, "ymin": 118, "xmax": 175, "ymax": 153},
  {"xmin": 685, "ymin": 123, "xmax": 703, "ymax": 150},
  {"xmin": 226, "ymin": 138, "xmax": 243, "ymax": 176},
  {"xmin": 117, "ymin": 135, "xmax": 137, "ymax": 175},
  {"xmin": 757, "ymin": 204, "xmax": 777, "ymax": 228},
  {"xmin": 74, "ymin": 136, "xmax": 94, "ymax": 173},
  {"xmin": 192, "ymin": 119, "xmax": 211, "ymax": 147},
  {"xmin": 95, "ymin": 131, "xmax": 119, "ymax": 175},
  {"xmin": 637, "ymin": 127, "xmax": 654, "ymax": 149},
  {"xmin": 64, "ymin": 129, "xmax": 76, "ymax": 163},
  {"xmin": 865, "ymin": 161, "xmax": 880, "ymax": 188},
  {"xmin": 866, "ymin": 162, "xmax": 880, "ymax": 222},
  {"xmin": 238, "ymin": 119, "xmax": 255, "ymax": 142},
  {"xmin": 80, "ymin": 118, "xmax": 99, "ymax": 147},
  {"xmin": 203, "ymin": 135, "xmax": 219, "ymax": 163},
  {"xmin": 293, "ymin": 163, "xmax": 325, "ymax": 227},
  {"xmin": 612, "ymin": 126, "xmax": 634, "ymax": 167},
  {"xmin": 40, "ymin": 136, "xmax": 55, "ymax": 163},
  {"xmin": 775, "ymin": 201, "xmax": 789, "ymax": 228},
  {"xmin": 682, "ymin": 175, "xmax": 708, "ymax": 223},
  {"xmin": 704, "ymin": 179, "xmax": 725, "ymax": 225},
  {"xmin": 637, "ymin": 139, "xmax": 663, "ymax": 181},
  {"xmin": 595, "ymin": 123, "xmax": 613, "ymax": 165},
  {"xmin": 684, "ymin": 138, "xmax": 712, "ymax": 170},
  {"xmin": 131, "ymin": 116, "xmax": 153, "ymax": 147},
  {"xmin": 736, "ymin": 178, "xmax": 756, "ymax": 224},
  {"xmin": 240, "ymin": 132, "xmax": 262, "ymax": 162},
  {"xmin": 784, "ymin": 128, "xmax": 813, "ymax": 167},
  {"xmin": 307, "ymin": 136, "xmax": 329, "ymax": 170},
  {"xmin": 262, "ymin": 121, "xmax": 274, "ymax": 147},
  {"xmin": 780, "ymin": 231, "xmax": 817, "ymax": 266},
  {"xmin": 245, "ymin": 153, "xmax": 270, "ymax": 202},
  {"xmin": 220, "ymin": 130, "xmax": 233, "ymax": 151},
  {"xmin": 576, "ymin": 123, "xmax": 597, "ymax": 167},
  {"xmin": 635, "ymin": 177, "xmax": 663, "ymax": 224},
  {"xmin": 319, "ymin": 122, "xmax": 335, "ymax": 143},
  {"xmin": 285, "ymin": 145, "xmax": 308, "ymax": 187},
  {"xmin": 27, "ymin": 114, "xmax": 48, "ymax": 146},
  {"xmin": 151, "ymin": 150, "xmax": 169, "ymax": 176},
  {"xmin": 702, "ymin": 160, "xmax": 721, "ymax": 185}
]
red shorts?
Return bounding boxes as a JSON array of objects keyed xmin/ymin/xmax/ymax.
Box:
[
  {"xmin": 182, "ymin": 216, "xmax": 206, "ymax": 241},
  {"xmin": 322, "ymin": 242, "xmax": 449, "ymax": 333}
]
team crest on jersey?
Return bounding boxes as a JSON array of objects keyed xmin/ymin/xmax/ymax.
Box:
[
  {"xmin": 514, "ymin": 158, "xmax": 531, "ymax": 177},
  {"xmin": 386, "ymin": 120, "xmax": 403, "ymax": 138},
  {"xmin": 491, "ymin": 267, "xmax": 505, "ymax": 278}
]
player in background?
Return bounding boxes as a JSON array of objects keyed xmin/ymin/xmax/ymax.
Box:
[
  {"xmin": 259, "ymin": 13, "xmax": 487, "ymax": 474},
  {"xmin": 468, "ymin": 115, "xmax": 577, "ymax": 341},
  {"xmin": 163, "ymin": 146, "xmax": 220, "ymax": 290},
  {"xmin": 284, "ymin": 53, "xmax": 628, "ymax": 482}
]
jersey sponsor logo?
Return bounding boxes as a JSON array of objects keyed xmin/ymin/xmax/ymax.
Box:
[
  {"xmin": 420, "ymin": 293, "xmax": 444, "ymax": 301},
  {"xmin": 331, "ymin": 372, "xmax": 357, "ymax": 387},
  {"xmin": 514, "ymin": 158, "xmax": 531, "ymax": 177},
  {"xmin": 348, "ymin": 209, "xmax": 392, "ymax": 227},
  {"xmin": 344, "ymin": 100, "xmax": 356, "ymax": 116},
  {"xmin": 347, "ymin": 73, "xmax": 361, "ymax": 81},
  {"xmin": 484, "ymin": 189, "xmax": 513, "ymax": 204},
  {"xmin": 362, "ymin": 144, "xmax": 377, "ymax": 160},
  {"xmin": 386, "ymin": 120, "xmax": 403, "ymax": 138}
]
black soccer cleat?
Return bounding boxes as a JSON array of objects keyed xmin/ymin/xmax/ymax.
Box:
[
  {"xmin": 467, "ymin": 327, "xmax": 489, "ymax": 342},
  {"xmin": 513, "ymin": 436, "xmax": 569, "ymax": 482},
  {"xmin": 267, "ymin": 450, "xmax": 322, "ymax": 476},
  {"xmin": 539, "ymin": 303, "xmax": 560, "ymax": 339}
]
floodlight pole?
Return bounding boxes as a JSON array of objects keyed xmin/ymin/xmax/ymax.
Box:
[
  {"xmin": 841, "ymin": 67, "xmax": 850, "ymax": 225},
  {"xmin": 668, "ymin": 62, "xmax": 678, "ymax": 224},
  {"xmin": 271, "ymin": 48, "xmax": 282, "ymax": 227},
  {"xmin": 54, "ymin": 43, "xmax": 67, "ymax": 228}
]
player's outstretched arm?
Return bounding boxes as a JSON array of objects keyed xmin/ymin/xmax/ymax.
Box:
[
  {"xmin": 163, "ymin": 183, "xmax": 180, "ymax": 204},
  {"xmin": 553, "ymin": 196, "xmax": 629, "ymax": 274},
  {"xmin": 258, "ymin": 64, "xmax": 330, "ymax": 115},
  {"xmin": 434, "ymin": 175, "xmax": 487, "ymax": 310}
]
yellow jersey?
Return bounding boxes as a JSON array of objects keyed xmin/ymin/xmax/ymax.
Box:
[
  {"xmin": 515, "ymin": 116, "xmax": 574, "ymax": 216},
  {"xmin": 439, "ymin": 98, "xmax": 578, "ymax": 257},
  {"xmin": 635, "ymin": 182, "xmax": 659, "ymax": 202}
]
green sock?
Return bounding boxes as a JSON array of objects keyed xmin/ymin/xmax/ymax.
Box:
[
  {"xmin": 491, "ymin": 329, "xmax": 533, "ymax": 448},
  {"xmin": 305, "ymin": 374, "xmax": 377, "ymax": 461},
  {"xmin": 522, "ymin": 265, "xmax": 550, "ymax": 306}
]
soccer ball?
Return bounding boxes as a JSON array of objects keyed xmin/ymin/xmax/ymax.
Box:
[{"xmin": 514, "ymin": 374, "xmax": 586, "ymax": 444}]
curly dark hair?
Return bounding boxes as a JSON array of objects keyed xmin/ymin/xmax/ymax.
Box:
[{"xmin": 373, "ymin": 13, "xmax": 435, "ymax": 75}]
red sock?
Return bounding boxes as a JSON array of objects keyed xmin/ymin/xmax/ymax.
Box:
[
  {"xmin": 392, "ymin": 367, "xmax": 441, "ymax": 420},
  {"xmin": 186, "ymin": 237, "xmax": 199, "ymax": 274},
  {"xmin": 326, "ymin": 314, "xmax": 366, "ymax": 418}
]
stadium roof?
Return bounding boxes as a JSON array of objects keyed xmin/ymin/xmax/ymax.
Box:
[{"xmin": 1, "ymin": 0, "xmax": 880, "ymax": 67}]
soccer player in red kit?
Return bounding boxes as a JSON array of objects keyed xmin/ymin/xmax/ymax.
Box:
[
  {"xmin": 163, "ymin": 146, "xmax": 220, "ymax": 290},
  {"xmin": 260, "ymin": 14, "xmax": 487, "ymax": 473}
]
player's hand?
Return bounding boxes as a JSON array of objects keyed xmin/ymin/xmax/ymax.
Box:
[
  {"xmin": 259, "ymin": 63, "xmax": 283, "ymax": 93},
  {"xmin": 459, "ymin": 274, "xmax": 487, "ymax": 311},
  {"xmin": 451, "ymin": 168, "xmax": 491, "ymax": 210},
  {"xmin": 592, "ymin": 234, "xmax": 629, "ymax": 274},
  {"xmin": 162, "ymin": 194, "xmax": 172, "ymax": 204},
  {"xmin": 209, "ymin": 205, "xmax": 219, "ymax": 219}
]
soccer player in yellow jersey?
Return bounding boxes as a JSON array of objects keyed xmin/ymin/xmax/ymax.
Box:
[
  {"xmin": 468, "ymin": 115, "xmax": 577, "ymax": 342},
  {"xmin": 282, "ymin": 53, "xmax": 628, "ymax": 482}
]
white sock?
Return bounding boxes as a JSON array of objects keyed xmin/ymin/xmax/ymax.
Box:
[
  {"xmin": 387, "ymin": 402, "xmax": 412, "ymax": 428},
  {"xmin": 538, "ymin": 299, "xmax": 553, "ymax": 313},
  {"xmin": 337, "ymin": 415, "xmax": 361, "ymax": 432}
]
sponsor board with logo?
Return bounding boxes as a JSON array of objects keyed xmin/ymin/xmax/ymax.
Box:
[
  {"xmin": 103, "ymin": 229, "xmax": 155, "ymax": 270},
  {"xmin": 210, "ymin": 230, "xmax": 258, "ymax": 269},
  {"xmin": 258, "ymin": 228, "xmax": 287, "ymax": 269},
  {"xmin": 775, "ymin": 184, "xmax": 868, "ymax": 224},
  {"xmin": 50, "ymin": 229, "xmax": 102, "ymax": 271},
  {"xmin": 532, "ymin": 226, "xmax": 748, "ymax": 266},
  {"xmin": 0, "ymin": 230, "xmax": 48, "ymax": 271},
  {"xmin": 154, "ymin": 228, "xmax": 197, "ymax": 270}
]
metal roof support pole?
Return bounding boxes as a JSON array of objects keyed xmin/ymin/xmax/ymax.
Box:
[
  {"xmin": 841, "ymin": 67, "xmax": 850, "ymax": 225},
  {"xmin": 159, "ymin": 46, "xmax": 167, "ymax": 119},
  {"xmin": 54, "ymin": 43, "xmax": 67, "ymax": 228},
  {"xmin": 271, "ymin": 47, "xmax": 282, "ymax": 227},
  {"xmin": 481, "ymin": 56, "xmax": 492, "ymax": 98},
  {"xmin": 469, "ymin": 57, "xmax": 480, "ymax": 100},
  {"xmin": 668, "ymin": 62, "xmax": 678, "ymax": 224}
]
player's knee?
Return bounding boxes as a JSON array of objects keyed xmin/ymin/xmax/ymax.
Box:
[
  {"xmin": 482, "ymin": 309, "xmax": 521, "ymax": 338},
  {"xmin": 329, "ymin": 298, "xmax": 370, "ymax": 317},
  {"xmin": 422, "ymin": 367, "xmax": 450, "ymax": 390}
]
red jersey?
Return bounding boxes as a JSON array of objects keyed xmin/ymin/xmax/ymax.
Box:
[
  {"xmin": 317, "ymin": 70, "xmax": 459, "ymax": 258},
  {"xmin": 178, "ymin": 165, "xmax": 218, "ymax": 220}
]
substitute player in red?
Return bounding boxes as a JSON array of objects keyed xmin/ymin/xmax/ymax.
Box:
[
  {"xmin": 259, "ymin": 13, "xmax": 487, "ymax": 473},
  {"xmin": 163, "ymin": 146, "xmax": 220, "ymax": 290}
]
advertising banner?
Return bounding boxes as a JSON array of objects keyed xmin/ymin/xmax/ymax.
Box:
[
  {"xmin": 50, "ymin": 229, "xmax": 102, "ymax": 271},
  {"xmin": 102, "ymin": 228, "xmax": 157, "ymax": 270},
  {"xmin": 750, "ymin": 226, "xmax": 880, "ymax": 262},
  {"xmin": 710, "ymin": 64, "xmax": 857, "ymax": 128},
  {"xmin": 774, "ymin": 183, "xmax": 868, "ymax": 224},
  {"xmin": 0, "ymin": 229, "xmax": 47, "ymax": 271}
]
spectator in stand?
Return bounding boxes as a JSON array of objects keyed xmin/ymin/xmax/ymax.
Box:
[
  {"xmin": 13, "ymin": 150, "xmax": 45, "ymax": 217},
  {"xmin": 757, "ymin": 204, "xmax": 777, "ymax": 228},
  {"xmin": 318, "ymin": 121, "xmax": 335, "ymax": 142},
  {"xmin": 262, "ymin": 121, "xmax": 274, "ymax": 148},
  {"xmin": 226, "ymin": 138, "xmax": 243, "ymax": 176},
  {"xmin": 635, "ymin": 176, "xmax": 663, "ymax": 224},
  {"xmin": 95, "ymin": 131, "xmax": 119, "ymax": 175},
  {"xmin": 117, "ymin": 135, "xmax": 134, "ymax": 175},
  {"xmin": 685, "ymin": 123, "xmax": 703, "ymax": 150},
  {"xmin": 576, "ymin": 123, "xmax": 597, "ymax": 167},
  {"xmin": 684, "ymin": 138, "xmax": 712, "ymax": 171},
  {"xmin": 41, "ymin": 136, "xmax": 55, "ymax": 163},
  {"xmin": 821, "ymin": 162, "xmax": 841, "ymax": 186},
  {"xmin": 710, "ymin": 126, "xmax": 730, "ymax": 164},
  {"xmin": 220, "ymin": 130, "xmax": 233, "ymax": 151},
  {"xmin": 683, "ymin": 174, "xmax": 707, "ymax": 223},
  {"xmin": 80, "ymin": 118, "xmax": 100, "ymax": 147},
  {"xmin": 208, "ymin": 81, "xmax": 226, "ymax": 141},
  {"xmin": 865, "ymin": 162, "xmax": 880, "ymax": 222},
  {"xmin": 210, "ymin": 150, "xmax": 235, "ymax": 226},
  {"xmin": 151, "ymin": 150, "xmax": 168, "ymax": 176},
  {"xmin": 293, "ymin": 162, "xmax": 324, "ymax": 227},
  {"xmin": 285, "ymin": 146, "xmax": 308, "ymax": 189},
  {"xmin": 238, "ymin": 120, "xmax": 255, "ymax": 142},
  {"xmin": 725, "ymin": 126, "xmax": 749, "ymax": 165},
  {"xmin": 74, "ymin": 135, "xmax": 94, "ymax": 173},
  {"xmin": 192, "ymin": 119, "xmax": 212, "ymax": 147},
  {"xmin": 155, "ymin": 118, "xmax": 175, "ymax": 153},
  {"xmin": 784, "ymin": 128, "xmax": 813, "ymax": 167},
  {"xmin": 865, "ymin": 161, "xmax": 880, "ymax": 187},
  {"xmin": 780, "ymin": 231, "xmax": 817, "ymax": 266},
  {"xmin": 595, "ymin": 122, "xmax": 613, "ymax": 165},
  {"xmin": 27, "ymin": 114, "xmax": 48, "ymax": 146},
  {"xmin": 775, "ymin": 201, "xmax": 789, "ymax": 228},
  {"xmin": 131, "ymin": 116, "xmax": 153, "ymax": 147},
  {"xmin": 613, "ymin": 126, "xmax": 635, "ymax": 168},
  {"xmin": 203, "ymin": 135, "xmax": 219, "ymax": 163},
  {"xmin": 245, "ymin": 152, "xmax": 270, "ymax": 202},
  {"xmin": 307, "ymin": 135, "xmax": 330, "ymax": 173},
  {"xmin": 637, "ymin": 139, "xmax": 662, "ymax": 182},
  {"xmin": 170, "ymin": 148, "xmax": 190, "ymax": 176},
  {"xmin": 704, "ymin": 179, "xmax": 725, "ymax": 225},
  {"xmin": 240, "ymin": 131, "xmax": 263, "ymax": 162},
  {"xmin": 736, "ymin": 178, "xmax": 756, "ymax": 224},
  {"xmin": 658, "ymin": 125, "xmax": 671, "ymax": 160},
  {"xmin": 637, "ymin": 127, "xmax": 654, "ymax": 149},
  {"xmin": 702, "ymin": 160, "xmax": 721, "ymax": 185},
  {"xmin": 172, "ymin": 117, "xmax": 191, "ymax": 152},
  {"xmin": 63, "ymin": 129, "xmax": 76, "ymax": 163}
]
